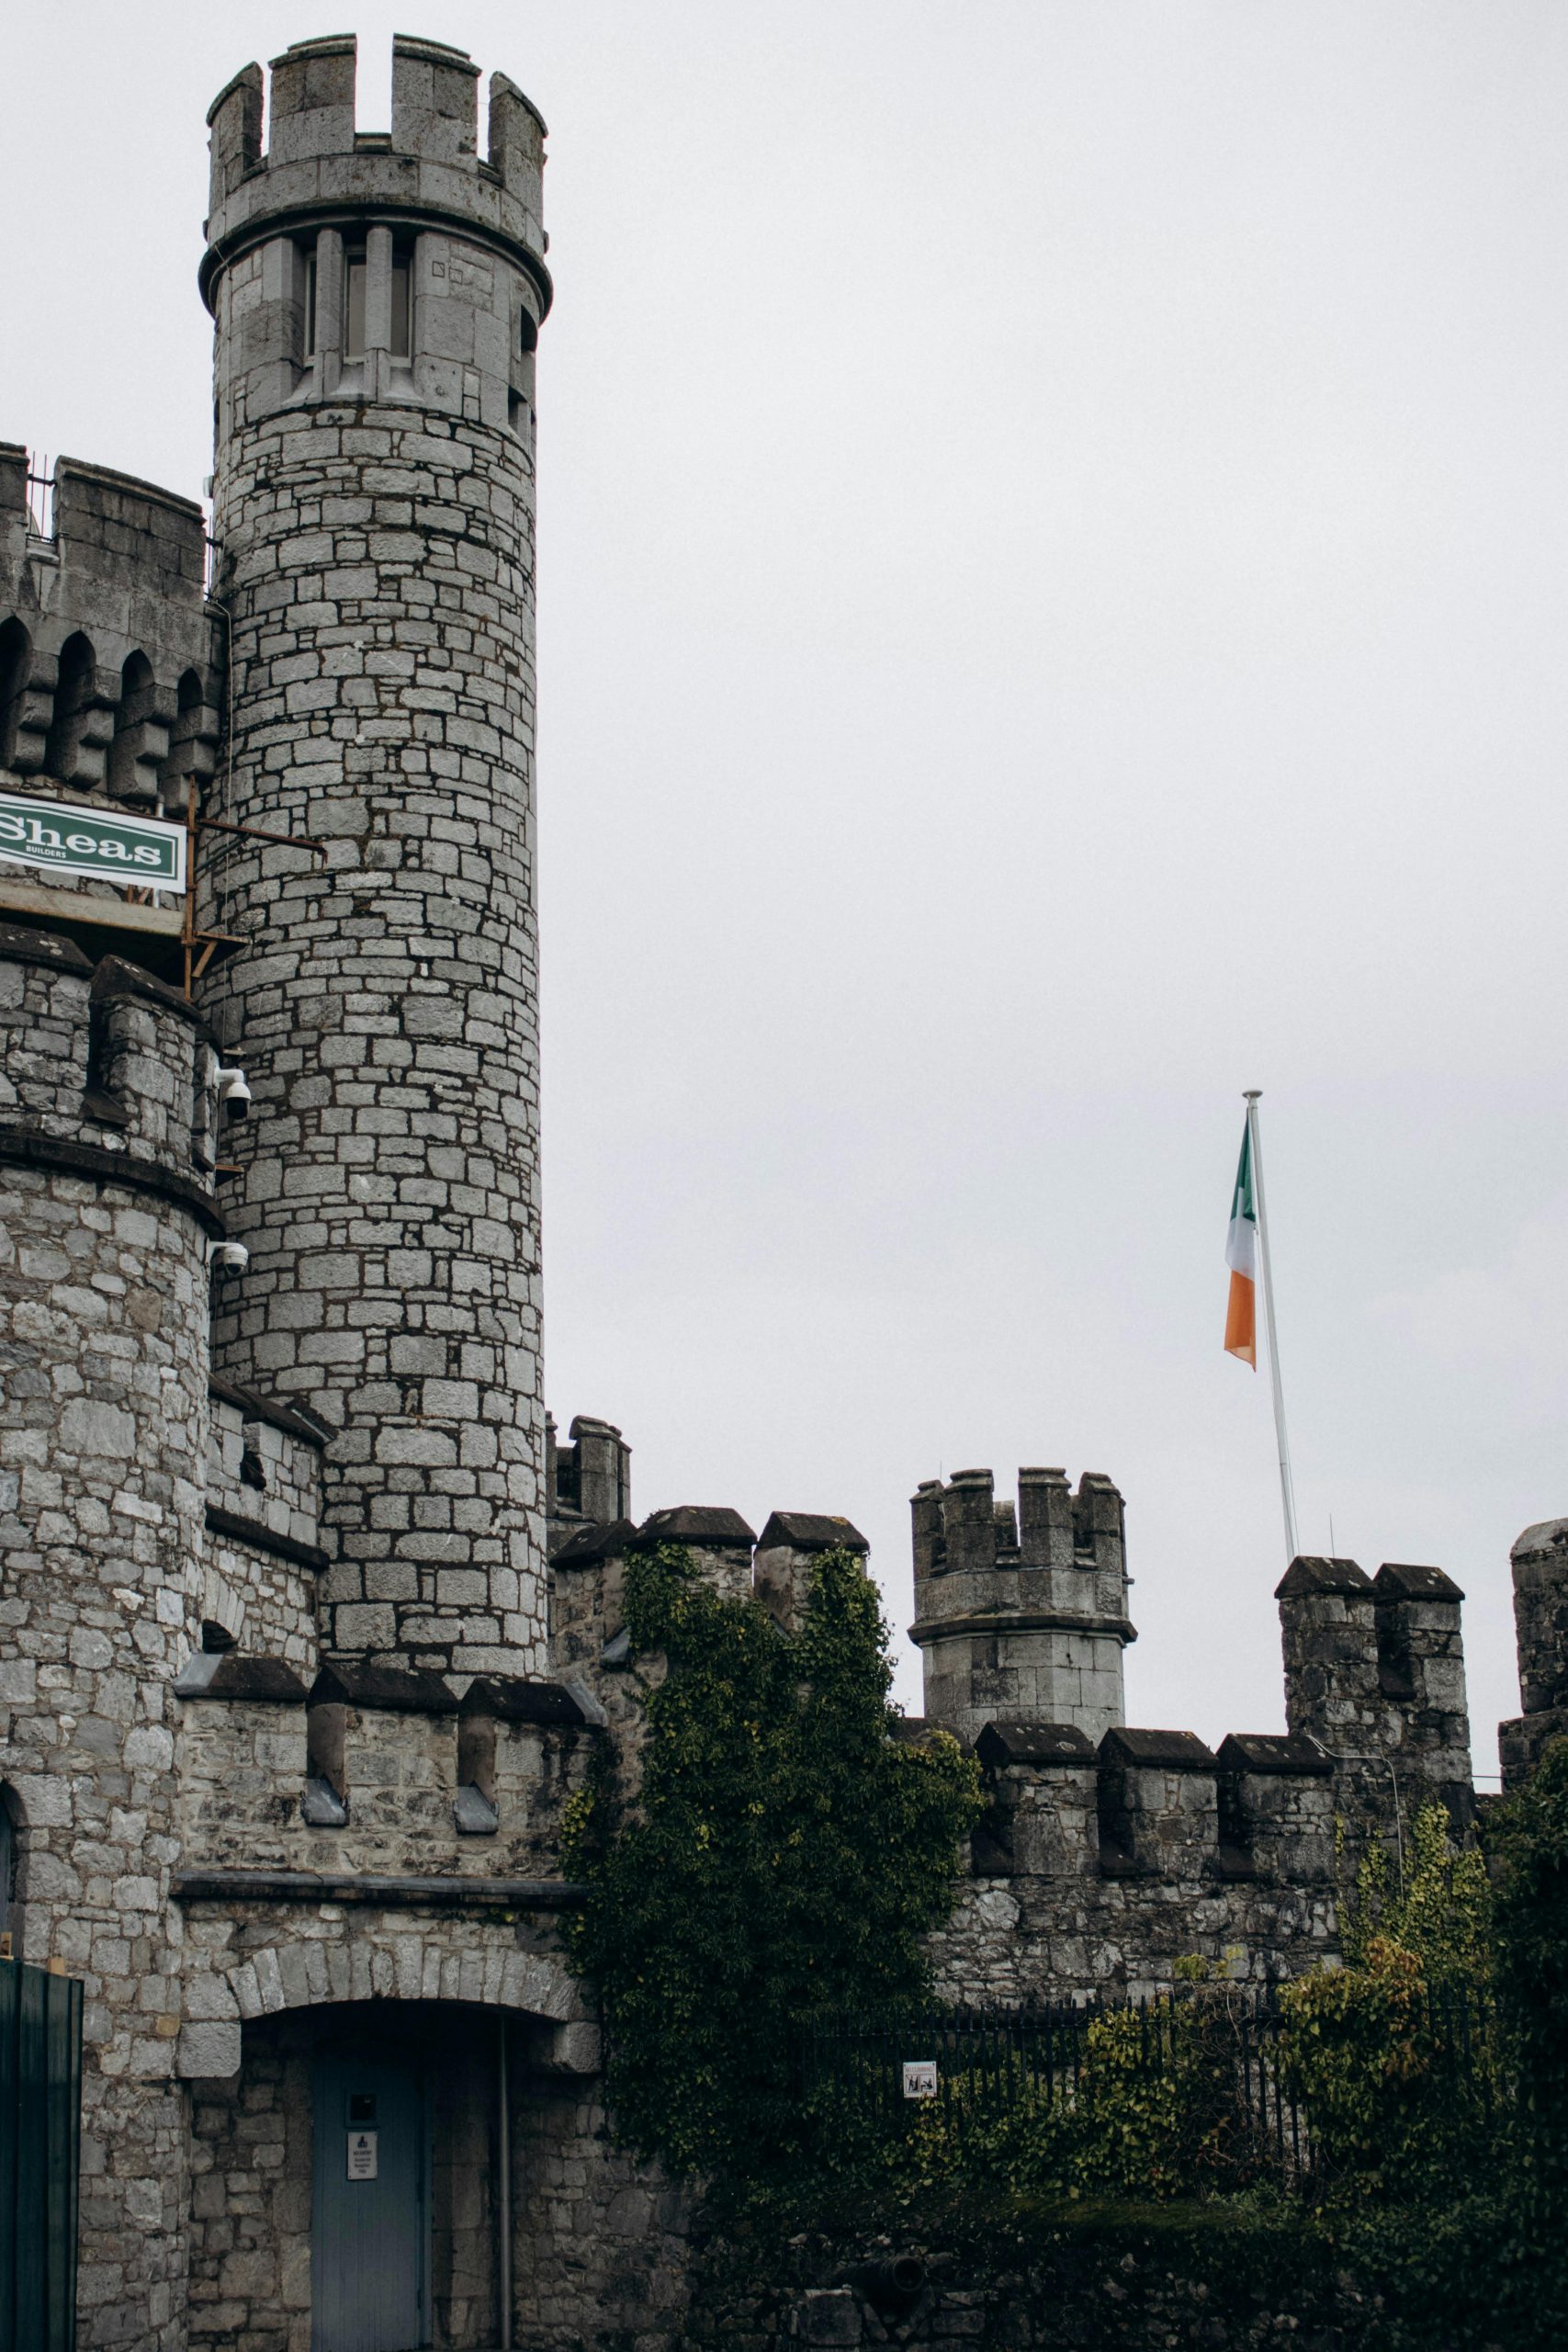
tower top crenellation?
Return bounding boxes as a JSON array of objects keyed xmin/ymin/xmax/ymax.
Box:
[{"xmin": 201, "ymin": 33, "xmax": 549, "ymax": 321}]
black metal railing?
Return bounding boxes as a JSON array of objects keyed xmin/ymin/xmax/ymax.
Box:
[
  {"xmin": 0, "ymin": 1960, "xmax": 83, "ymax": 2352},
  {"xmin": 795, "ymin": 1982, "xmax": 1502, "ymax": 2197}
]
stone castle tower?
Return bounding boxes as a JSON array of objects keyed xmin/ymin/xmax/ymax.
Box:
[
  {"xmin": 911, "ymin": 1467, "xmax": 1133, "ymax": 1745},
  {"xmin": 2, "ymin": 30, "xmax": 1568, "ymax": 2352},
  {"xmin": 199, "ymin": 34, "xmax": 551, "ymax": 1674}
]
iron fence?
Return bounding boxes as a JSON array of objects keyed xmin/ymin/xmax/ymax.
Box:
[
  {"xmin": 0, "ymin": 1960, "xmax": 82, "ymax": 2352},
  {"xmin": 796, "ymin": 1981, "xmax": 1501, "ymax": 2195}
]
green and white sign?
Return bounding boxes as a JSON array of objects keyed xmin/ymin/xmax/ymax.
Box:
[{"xmin": 0, "ymin": 792, "xmax": 186, "ymax": 892}]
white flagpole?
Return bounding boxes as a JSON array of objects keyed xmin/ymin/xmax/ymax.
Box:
[{"xmin": 1244, "ymin": 1090, "xmax": 1298, "ymax": 1565}]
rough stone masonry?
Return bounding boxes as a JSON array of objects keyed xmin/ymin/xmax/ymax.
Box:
[{"xmin": 0, "ymin": 28, "xmax": 1564, "ymax": 2352}]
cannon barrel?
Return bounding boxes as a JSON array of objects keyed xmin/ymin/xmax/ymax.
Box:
[{"xmin": 844, "ymin": 2256, "xmax": 926, "ymax": 2312}]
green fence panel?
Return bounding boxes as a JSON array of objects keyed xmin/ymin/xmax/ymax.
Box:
[{"xmin": 0, "ymin": 1962, "xmax": 82, "ymax": 2352}]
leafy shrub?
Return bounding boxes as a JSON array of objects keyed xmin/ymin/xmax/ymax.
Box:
[
  {"xmin": 1062, "ymin": 1987, "xmax": 1278, "ymax": 2198},
  {"xmin": 1278, "ymin": 1803, "xmax": 1496, "ymax": 2201},
  {"xmin": 1489, "ymin": 1736, "xmax": 1568, "ymax": 2198},
  {"xmin": 561, "ymin": 1544, "xmax": 983, "ymax": 2189}
]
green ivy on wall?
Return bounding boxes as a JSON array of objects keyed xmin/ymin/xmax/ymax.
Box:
[{"xmin": 561, "ymin": 1543, "xmax": 983, "ymax": 2188}]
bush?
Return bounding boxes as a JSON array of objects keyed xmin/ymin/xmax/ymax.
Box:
[
  {"xmin": 1277, "ymin": 1803, "xmax": 1496, "ymax": 2201},
  {"xmin": 560, "ymin": 1544, "xmax": 983, "ymax": 2190}
]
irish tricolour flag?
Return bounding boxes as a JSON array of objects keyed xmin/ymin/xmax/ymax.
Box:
[{"xmin": 1224, "ymin": 1122, "xmax": 1258, "ymax": 1367}]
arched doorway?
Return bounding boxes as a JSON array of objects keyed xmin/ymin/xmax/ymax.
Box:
[
  {"xmin": 187, "ymin": 1999, "xmax": 519, "ymax": 2352},
  {"xmin": 312, "ymin": 2026, "xmax": 430, "ymax": 2352}
]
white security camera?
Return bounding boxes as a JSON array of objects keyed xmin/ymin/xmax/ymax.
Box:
[
  {"xmin": 217, "ymin": 1067, "xmax": 252, "ymax": 1120},
  {"xmin": 210, "ymin": 1241, "xmax": 250, "ymax": 1274}
]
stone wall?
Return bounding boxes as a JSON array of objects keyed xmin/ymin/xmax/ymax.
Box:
[
  {"xmin": 684, "ymin": 2228, "xmax": 1393, "ymax": 2351},
  {"xmin": 0, "ymin": 925, "xmax": 221, "ymax": 2352},
  {"xmin": 510, "ymin": 2063, "xmax": 694, "ymax": 2352},
  {"xmin": 203, "ymin": 1382, "xmax": 325, "ymax": 1669},
  {"xmin": 197, "ymin": 393, "xmax": 547, "ymax": 1675},
  {"xmin": 175, "ymin": 1674, "xmax": 598, "ymax": 1880}
]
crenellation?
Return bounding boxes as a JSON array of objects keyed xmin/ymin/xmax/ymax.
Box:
[
  {"xmin": 175, "ymin": 1659, "xmax": 597, "ymax": 1887},
  {"xmin": 637, "ymin": 1506, "xmax": 758, "ymax": 1605},
  {"xmin": 266, "ymin": 35, "xmax": 357, "ymax": 164},
  {"xmin": 1273, "ymin": 1551, "xmax": 1473, "ymax": 1840},
  {"xmin": 1371, "ymin": 1561, "xmax": 1473, "ymax": 1812},
  {"xmin": 1097, "ymin": 1728, "xmax": 1219, "ymax": 1882},
  {"xmin": 1214, "ymin": 1734, "xmax": 1335, "ymax": 1888},
  {"xmin": 1277, "ymin": 1555, "xmax": 1381, "ymax": 1753},
  {"xmin": 90, "ymin": 958, "xmax": 218, "ymax": 1165},
  {"xmin": 204, "ymin": 63, "xmax": 264, "ymax": 209},
  {"xmin": 911, "ymin": 1464, "xmax": 1134, "ymax": 1747},
  {"xmin": 753, "ymin": 1511, "xmax": 870, "ymax": 1634},
  {"xmin": 0, "ymin": 456, "xmax": 221, "ymax": 837},
  {"xmin": 547, "ymin": 1410, "xmax": 631, "ymax": 1531},
  {"xmin": 391, "ymin": 36, "xmax": 482, "ymax": 165},
  {"xmin": 972, "ymin": 1724, "xmax": 1099, "ymax": 1882}
]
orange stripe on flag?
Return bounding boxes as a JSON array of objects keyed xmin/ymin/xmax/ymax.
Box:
[{"xmin": 1224, "ymin": 1270, "xmax": 1256, "ymax": 1367}]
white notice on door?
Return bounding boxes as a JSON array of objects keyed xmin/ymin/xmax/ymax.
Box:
[{"xmin": 346, "ymin": 2130, "xmax": 378, "ymax": 2181}]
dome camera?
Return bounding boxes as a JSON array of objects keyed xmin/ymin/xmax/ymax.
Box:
[
  {"xmin": 217, "ymin": 1067, "xmax": 252, "ymax": 1120},
  {"xmin": 210, "ymin": 1241, "xmax": 250, "ymax": 1274}
]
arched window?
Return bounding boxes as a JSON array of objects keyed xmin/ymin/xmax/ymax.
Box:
[
  {"xmin": 164, "ymin": 668, "xmax": 212, "ymax": 807},
  {"xmin": 44, "ymin": 630, "xmax": 97, "ymax": 782},
  {"xmin": 108, "ymin": 650, "xmax": 158, "ymax": 801},
  {"xmin": 0, "ymin": 616, "xmax": 30, "ymax": 771}
]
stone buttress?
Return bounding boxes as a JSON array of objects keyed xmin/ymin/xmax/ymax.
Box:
[{"xmin": 196, "ymin": 35, "xmax": 552, "ymax": 1674}]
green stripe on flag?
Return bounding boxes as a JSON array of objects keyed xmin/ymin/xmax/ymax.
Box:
[{"xmin": 1231, "ymin": 1123, "xmax": 1255, "ymax": 1227}]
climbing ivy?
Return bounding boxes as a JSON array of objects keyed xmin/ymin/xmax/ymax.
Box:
[
  {"xmin": 1490, "ymin": 1736, "xmax": 1568, "ymax": 2197},
  {"xmin": 560, "ymin": 1544, "xmax": 983, "ymax": 2188},
  {"xmin": 1276, "ymin": 1803, "xmax": 1495, "ymax": 2199}
]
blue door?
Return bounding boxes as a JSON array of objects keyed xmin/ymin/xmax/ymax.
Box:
[{"xmin": 311, "ymin": 2047, "xmax": 429, "ymax": 2352}]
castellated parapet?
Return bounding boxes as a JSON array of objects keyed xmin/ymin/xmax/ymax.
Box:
[
  {"xmin": 910, "ymin": 1466, "xmax": 1134, "ymax": 1745},
  {"xmin": 202, "ymin": 36, "xmax": 547, "ymax": 438},
  {"xmin": 195, "ymin": 35, "xmax": 553, "ymax": 1675},
  {"xmin": 1277, "ymin": 1555, "xmax": 1473, "ymax": 1824},
  {"xmin": 0, "ymin": 447, "xmax": 222, "ymax": 871}
]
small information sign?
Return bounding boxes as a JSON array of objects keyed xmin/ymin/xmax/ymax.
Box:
[
  {"xmin": 346, "ymin": 2130, "xmax": 378, "ymax": 2181},
  {"xmin": 902, "ymin": 2060, "xmax": 938, "ymax": 2100},
  {"xmin": 0, "ymin": 791, "xmax": 187, "ymax": 891}
]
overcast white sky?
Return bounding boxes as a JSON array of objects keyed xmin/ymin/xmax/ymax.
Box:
[{"xmin": 5, "ymin": 4, "xmax": 1566, "ymax": 1766}]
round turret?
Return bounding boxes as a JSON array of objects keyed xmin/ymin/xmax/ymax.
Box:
[
  {"xmin": 195, "ymin": 35, "xmax": 551, "ymax": 1675},
  {"xmin": 910, "ymin": 1464, "xmax": 1135, "ymax": 1746},
  {"xmin": 0, "ymin": 922, "xmax": 221, "ymax": 2343}
]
